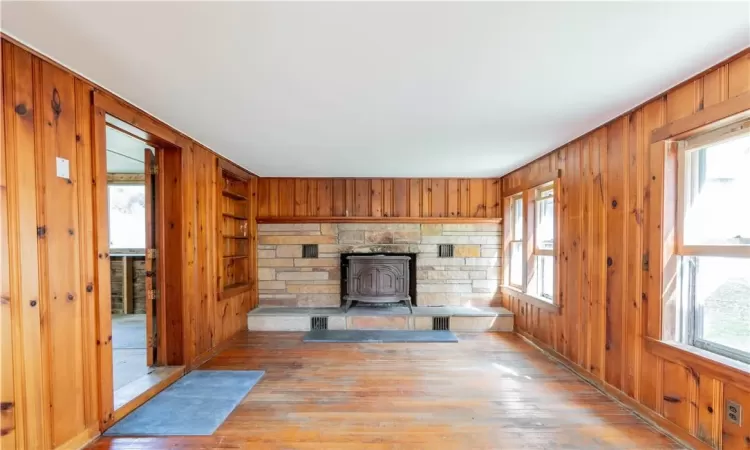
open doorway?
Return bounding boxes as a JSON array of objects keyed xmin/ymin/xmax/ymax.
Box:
[{"xmin": 105, "ymin": 120, "xmax": 159, "ymax": 393}]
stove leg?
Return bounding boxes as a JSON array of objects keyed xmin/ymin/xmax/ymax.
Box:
[
  {"xmin": 405, "ymin": 300, "xmax": 413, "ymax": 314},
  {"xmin": 344, "ymin": 298, "xmax": 353, "ymax": 312}
]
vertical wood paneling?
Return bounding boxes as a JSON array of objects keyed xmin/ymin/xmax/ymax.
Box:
[
  {"xmin": 370, "ymin": 179, "xmax": 382, "ymax": 217},
  {"xmin": 392, "ymin": 179, "xmax": 408, "ymax": 217},
  {"xmin": 485, "ymin": 179, "xmax": 500, "ymax": 219},
  {"xmin": 2, "ymin": 38, "xmax": 261, "ymax": 448},
  {"xmin": 255, "ymin": 177, "xmax": 503, "ymax": 219},
  {"xmin": 430, "ymin": 178, "xmax": 446, "ymax": 217},
  {"xmin": 294, "ymin": 179, "xmax": 307, "ymax": 216},
  {"xmin": 278, "ymin": 179, "xmax": 295, "ymax": 216},
  {"xmin": 73, "ymin": 78, "xmax": 99, "ymax": 430},
  {"xmin": 502, "ymin": 50, "xmax": 749, "ymax": 450},
  {"xmin": 447, "ymin": 178, "xmax": 460, "ymax": 217},
  {"xmin": 727, "ymin": 53, "xmax": 750, "ymax": 98},
  {"xmin": 317, "ymin": 179, "xmax": 332, "ymax": 216},
  {"xmin": 641, "ymin": 97, "xmax": 666, "ymax": 412},
  {"xmin": 381, "ymin": 179, "xmax": 393, "ymax": 217},
  {"xmin": 568, "ymin": 141, "xmax": 583, "ymax": 367},
  {"xmin": 408, "ymin": 179, "xmax": 421, "ymax": 217},
  {"xmin": 0, "ymin": 44, "xmax": 17, "ymax": 449},
  {"xmin": 3, "ymin": 40, "xmax": 49, "ymax": 448},
  {"xmin": 624, "ymin": 109, "xmax": 644, "ymax": 400},
  {"xmin": 332, "ymin": 179, "xmax": 346, "ymax": 216},
  {"xmin": 468, "ymin": 179, "xmax": 485, "ymax": 217},
  {"xmin": 354, "ymin": 179, "xmax": 370, "ymax": 216},
  {"xmin": 38, "ymin": 60, "xmax": 87, "ymax": 446},
  {"xmin": 459, "ymin": 179, "xmax": 471, "ymax": 217},
  {"xmin": 604, "ymin": 117, "xmax": 626, "ymax": 390}
]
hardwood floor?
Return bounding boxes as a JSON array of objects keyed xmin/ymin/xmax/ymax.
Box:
[{"xmin": 89, "ymin": 332, "xmax": 683, "ymax": 449}]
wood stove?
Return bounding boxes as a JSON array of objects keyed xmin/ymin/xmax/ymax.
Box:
[{"xmin": 342, "ymin": 254, "xmax": 414, "ymax": 312}]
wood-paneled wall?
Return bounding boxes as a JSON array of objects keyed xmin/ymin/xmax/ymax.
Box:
[
  {"xmin": 0, "ymin": 37, "xmax": 257, "ymax": 448},
  {"xmin": 258, "ymin": 178, "xmax": 501, "ymax": 218},
  {"xmin": 502, "ymin": 50, "xmax": 750, "ymax": 449}
]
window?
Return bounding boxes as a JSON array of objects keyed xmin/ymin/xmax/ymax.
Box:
[
  {"xmin": 108, "ymin": 184, "xmax": 146, "ymax": 249},
  {"xmin": 532, "ymin": 185, "xmax": 555, "ymax": 299},
  {"xmin": 504, "ymin": 181, "xmax": 557, "ymax": 305},
  {"xmin": 675, "ymin": 125, "xmax": 750, "ymax": 364},
  {"xmin": 507, "ymin": 195, "xmax": 524, "ymax": 288}
]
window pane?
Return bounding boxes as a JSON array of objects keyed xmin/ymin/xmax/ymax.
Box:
[
  {"xmin": 509, "ymin": 242, "xmax": 523, "ymax": 287},
  {"xmin": 536, "ymin": 195, "xmax": 554, "ymax": 250},
  {"xmin": 684, "ymin": 134, "xmax": 750, "ymax": 246},
  {"xmin": 513, "ymin": 197, "xmax": 523, "ymax": 240},
  {"xmin": 108, "ymin": 185, "xmax": 146, "ymax": 249},
  {"xmin": 535, "ymin": 255, "xmax": 554, "ymax": 300},
  {"xmin": 687, "ymin": 256, "xmax": 750, "ymax": 356}
]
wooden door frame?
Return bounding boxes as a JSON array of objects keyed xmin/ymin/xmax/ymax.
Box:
[{"xmin": 90, "ymin": 91, "xmax": 186, "ymax": 429}]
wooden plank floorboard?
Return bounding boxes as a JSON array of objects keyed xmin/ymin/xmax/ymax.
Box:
[{"xmin": 89, "ymin": 332, "xmax": 682, "ymax": 449}]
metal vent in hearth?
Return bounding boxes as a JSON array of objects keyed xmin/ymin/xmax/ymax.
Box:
[
  {"xmin": 438, "ymin": 244, "xmax": 454, "ymax": 258},
  {"xmin": 302, "ymin": 244, "xmax": 319, "ymax": 258},
  {"xmin": 433, "ymin": 316, "xmax": 450, "ymax": 331},
  {"xmin": 311, "ymin": 316, "xmax": 328, "ymax": 330}
]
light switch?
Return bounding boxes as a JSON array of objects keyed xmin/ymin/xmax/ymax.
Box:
[{"xmin": 56, "ymin": 157, "xmax": 70, "ymax": 180}]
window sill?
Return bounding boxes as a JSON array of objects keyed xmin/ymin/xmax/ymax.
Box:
[
  {"xmin": 500, "ymin": 286, "xmax": 560, "ymax": 314},
  {"xmin": 645, "ymin": 337, "xmax": 750, "ymax": 387}
]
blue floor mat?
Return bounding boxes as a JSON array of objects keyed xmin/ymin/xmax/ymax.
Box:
[{"xmin": 105, "ymin": 370, "xmax": 264, "ymax": 436}]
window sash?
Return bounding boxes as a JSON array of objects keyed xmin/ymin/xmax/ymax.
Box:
[
  {"xmin": 673, "ymin": 122, "xmax": 750, "ymax": 366},
  {"xmin": 676, "ymin": 127, "xmax": 750, "ymax": 256},
  {"xmin": 508, "ymin": 239, "xmax": 524, "ymax": 289}
]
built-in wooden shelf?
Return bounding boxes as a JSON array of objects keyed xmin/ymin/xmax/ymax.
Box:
[
  {"xmin": 256, "ymin": 216, "xmax": 502, "ymax": 224},
  {"xmin": 219, "ymin": 159, "xmax": 252, "ymax": 300},
  {"xmin": 222, "ymin": 190, "xmax": 248, "ymax": 201},
  {"xmin": 223, "ymin": 255, "xmax": 249, "ymax": 260},
  {"xmin": 220, "ymin": 282, "xmax": 252, "ymax": 299},
  {"xmin": 222, "ymin": 213, "xmax": 248, "ymax": 220}
]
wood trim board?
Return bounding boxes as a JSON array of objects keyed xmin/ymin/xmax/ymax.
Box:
[{"xmin": 257, "ymin": 216, "xmax": 502, "ymax": 224}]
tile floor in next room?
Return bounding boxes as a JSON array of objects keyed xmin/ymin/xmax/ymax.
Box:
[{"xmin": 89, "ymin": 332, "xmax": 682, "ymax": 449}]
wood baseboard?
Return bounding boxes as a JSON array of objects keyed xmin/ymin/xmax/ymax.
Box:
[
  {"xmin": 188, "ymin": 331, "xmax": 245, "ymax": 371},
  {"xmin": 56, "ymin": 425, "xmax": 99, "ymax": 450},
  {"xmin": 517, "ymin": 331, "xmax": 712, "ymax": 450}
]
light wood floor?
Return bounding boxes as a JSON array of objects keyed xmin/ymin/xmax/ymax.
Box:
[{"xmin": 89, "ymin": 332, "xmax": 682, "ymax": 449}]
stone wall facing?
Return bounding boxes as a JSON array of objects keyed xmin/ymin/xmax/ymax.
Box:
[{"xmin": 257, "ymin": 223, "xmax": 502, "ymax": 307}]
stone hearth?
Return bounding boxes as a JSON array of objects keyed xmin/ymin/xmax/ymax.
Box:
[{"xmin": 257, "ymin": 223, "xmax": 502, "ymax": 307}]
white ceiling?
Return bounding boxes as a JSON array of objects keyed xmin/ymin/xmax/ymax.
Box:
[
  {"xmin": 105, "ymin": 121, "xmax": 154, "ymax": 174},
  {"xmin": 2, "ymin": 2, "xmax": 748, "ymax": 177}
]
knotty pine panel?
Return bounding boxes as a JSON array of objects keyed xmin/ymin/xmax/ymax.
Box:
[
  {"xmin": 257, "ymin": 178, "xmax": 502, "ymax": 218},
  {"xmin": 1, "ymin": 37, "xmax": 258, "ymax": 448},
  {"xmin": 0, "ymin": 41, "xmax": 16, "ymax": 450},
  {"xmin": 502, "ymin": 49, "xmax": 750, "ymax": 449}
]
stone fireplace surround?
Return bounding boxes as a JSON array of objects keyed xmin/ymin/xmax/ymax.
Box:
[{"xmin": 257, "ymin": 222, "xmax": 502, "ymax": 308}]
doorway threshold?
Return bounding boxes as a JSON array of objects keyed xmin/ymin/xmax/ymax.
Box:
[{"xmin": 112, "ymin": 365, "xmax": 185, "ymax": 425}]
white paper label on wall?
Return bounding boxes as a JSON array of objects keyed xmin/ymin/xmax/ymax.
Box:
[{"xmin": 56, "ymin": 157, "xmax": 70, "ymax": 180}]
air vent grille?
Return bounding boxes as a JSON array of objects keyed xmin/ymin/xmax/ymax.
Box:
[
  {"xmin": 302, "ymin": 244, "xmax": 319, "ymax": 258},
  {"xmin": 438, "ymin": 244, "xmax": 454, "ymax": 258},
  {"xmin": 311, "ymin": 316, "xmax": 328, "ymax": 330},
  {"xmin": 432, "ymin": 316, "xmax": 450, "ymax": 331}
]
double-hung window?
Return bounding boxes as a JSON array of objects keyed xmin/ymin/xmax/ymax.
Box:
[
  {"xmin": 504, "ymin": 181, "xmax": 557, "ymax": 306},
  {"xmin": 508, "ymin": 195, "xmax": 524, "ymax": 289},
  {"xmin": 531, "ymin": 184, "xmax": 555, "ymax": 300},
  {"xmin": 674, "ymin": 123, "xmax": 750, "ymax": 364}
]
